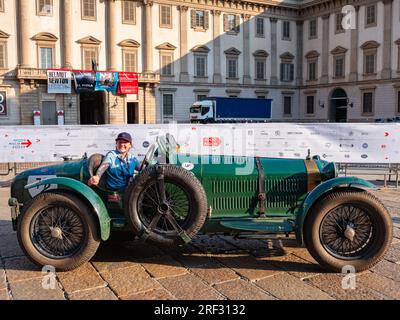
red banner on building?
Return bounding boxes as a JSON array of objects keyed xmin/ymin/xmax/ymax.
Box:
[{"xmin": 117, "ymin": 72, "xmax": 138, "ymax": 95}]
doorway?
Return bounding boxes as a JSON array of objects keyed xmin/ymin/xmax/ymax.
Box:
[
  {"xmin": 42, "ymin": 101, "xmax": 57, "ymax": 125},
  {"xmin": 127, "ymin": 102, "xmax": 139, "ymax": 124},
  {"xmin": 330, "ymin": 88, "xmax": 348, "ymax": 122},
  {"xmin": 79, "ymin": 92, "xmax": 105, "ymax": 124}
]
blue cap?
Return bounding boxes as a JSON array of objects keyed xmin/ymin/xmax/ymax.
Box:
[{"xmin": 115, "ymin": 132, "xmax": 132, "ymax": 143}]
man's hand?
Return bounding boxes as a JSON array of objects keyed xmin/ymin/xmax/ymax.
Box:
[{"xmin": 87, "ymin": 176, "xmax": 100, "ymax": 186}]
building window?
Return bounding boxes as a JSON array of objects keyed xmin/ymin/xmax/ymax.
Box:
[
  {"xmin": 334, "ymin": 56, "xmax": 345, "ymax": 78},
  {"xmin": 123, "ymin": 51, "xmax": 136, "ymax": 72},
  {"xmin": 223, "ymin": 14, "xmax": 240, "ymax": 34},
  {"xmin": 83, "ymin": 47, "xmax": 98, "ymax": 70},
  {"xmin": 280, "ymin": 63, "xmax": 294, "ymax": 82},
  {"xmin": 309, "ymin": 19, "xmax": 317, "ymax": 39},
  {"xmin": 361, "ymin": 41, "xmax": 379, "ymax": 77},
  {"xmin": 82, "ymin": 0, "xmax": 96, "ymax": 21},
  {"xmin": 335, "ymin": 12, "xmax": 345, "ymax": 33},
  {"xmin": 365, "ymin": 4, "xmax": 377, "ymax": 27},
  {"xmin": 306, "ymin": 96, "xmax": 315, "ymax": 115},
  {"xmin": 282, "ymin": 21, "xmax": 291, "ymax": 40},
  {"xmin": 362, "ymin": 91, "xmax": 374, "ymax": 114},
  {"xmin": 162, "ymin": 94, "xmax": 173, "ymax": 122},
  {"xmin": 160, "ymin": 5, "xmax": 172, "ymax": 28},
  {"xmin": 0, "ymin": 42, "xmax": 7, "ymax": 69},
  {"xmin": 227, "ymin": 58, "xmax": 238, "ymax": 78},
  {"xmin": 308, "ymin": 61, "xmax": 317, "ymax": 81},
  {"xmin": 197, "ymin": 94, "xmax": 207, "ymax": 101},
  {"xmin": 195, "ymin": 55, "xmax": 207, "ymax": 77},
  {"xmin": 283, "ymin": 96, "xmax": 292, "ymax": 116},
  {"xmin": 36, "ymin": 0, "xmax": 53, "ymax": 16},
  {"xmin": 40, "ymin": 47, "xmax": 53, "ymax": 69},
  {"xmin": 365, "ymin": 54, "xmax": 375, "ymax": 75},
  {"xmin": 122, "ymin": 0, "xmax": 135, "ymax": 25},
  {"xmin": 256, "ymin": 18, "xmax": 264, "ymax": 37},
  {"xmin": 0, "ymin": 0, "xmax": 4, "ymax": 12},
  {"xmin": 255, "ymin": 60, "xmax": 265, "ymax": 80},
  {"xmin": 160, "ymin": 54, "xmax": 173, "ymax": 76},
  {"xmin": 191, "ymin": 10, "xmax": 209, "ymax": 30}
]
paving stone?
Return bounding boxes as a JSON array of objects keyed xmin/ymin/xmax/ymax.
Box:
[
  {"xmin": 158, "ymin": 273, "xmax": 224, "ymax": 300},
  {"xmin": 384, "ymin": 242, "xmax": 400, "ymax": 263},
  {"xmin": 140, "ymin": 255, "xmax": 187, "ymax": 279},
  {"xmin": 393, "ymin": 217, "xmax": 400, "ymax": 229},
  {"xmin": 0, "ymin": 288, "xmax": 9, "ymax": 300},
  {"xmin": 190, "ymin": 264, "xmax": 240, "ymax": 285},
  {"xmin": 214, "ymin": 279, "xmax": 276, "ymax": 300},
  {"xmin": 68, "ymin": 286, "xmax": 118, "ymax": 300},
  {"xmin": 101, "ymin": 265, "xmax": 161, "ymax": 297},
  {"xmin": 0, "ymin": 222, "xmax": 14, "ymax": 236},
  {"xmin": 393, "ymin": 227, "xmax": 400, "ymax": 240},
  {"xmin": 221, "ymin": 236, "xmax": 270, "ymax": 252},
  {"xmin": 256, "ymin": 273, "xmax": 333, "ymax": 300},
  {"xmin": 4, "ymin": 256, "xmax": 42, "ymax": 283},
  {"xmin": 172, "ymin": 252, "xmax": 219, "ymax": 269},
  {"xmin": 91, "ymin": 256, "xmax": 139, "ymax": 274},
  {"xmin": 191, "ymin": 235, "xmax": 244, "ymax": 254},
  {"xmin": 0, "ymin": 268, "xmax": 6, "ymax": 290},
  {"xmin": 358, "ymin": 271, "xmax": 400, "ymax": 299},
  {"xmin": 262, "ymin": 253, "xmax": 323, "ymax": 280},
  {"xmin": 215, "ymin": 254, "xmax": 281, "ymax": 281},
  {"xmin": 57, "ymin": 263, "xmax": 106, "ymax": 293},
  {"xmin": 305, "ymin": 273, "xmax": 388, "ymax": 300},
  {"xmin": 120, "ymin": 241, "xmax": 165, "ymax": 259},
  {"xmin": 291, "ymin": 250, "xmax": 318, "ymax": 264},
  {"xmin": 121, "ymin": 288, "xmax": 175, "ymax": 300},
  {"xmin": 0, "ymin": 234, "xmax": 24, "ymax": 258},
  {"xmin": 9, "ymin": 277, "xmax": 65, "ymax": 300},
  {"xmin": 371, "ymin": 259, "xmax": 400, "ymax": 282}
]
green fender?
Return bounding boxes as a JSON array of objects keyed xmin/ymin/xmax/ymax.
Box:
[
  {"xmin": 296, "ymin": 176, "xmax": 376, "ymax": 245},
  {"xmin": 25, "ymin": 177, "xmax": 111, "ymax": 241}
]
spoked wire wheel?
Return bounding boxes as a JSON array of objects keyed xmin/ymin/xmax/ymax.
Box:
[
  {"xmin": 137, "ymin": 179, "xmax": 191, "ymax": 236},
  {"xmin": 319, "ymin": 204, "xmax": 374, "ymax": 260},
  {"xmin": 30, "ymin": 205, "xmax": 86, "ymax": 259}
]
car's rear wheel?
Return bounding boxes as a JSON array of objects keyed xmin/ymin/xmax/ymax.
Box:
[
  {"xmin": 17, "ymin": 191, "xmax": 100, "ymax": 271},
  {"xmin": 304, "ymin": 190, "xmax": 392, "ymax": 272},
  {"xmin": 125, "ymin": 165, "xmax": 207, "ymax": 247}
]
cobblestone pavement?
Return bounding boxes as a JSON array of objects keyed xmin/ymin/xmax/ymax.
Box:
[{"xmin": 0, "ymin": 187, "xmax": 399, "ymax": 300}]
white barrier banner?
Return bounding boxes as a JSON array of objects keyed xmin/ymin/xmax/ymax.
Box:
[{"xmin": 0, "ymin": 123, "xmax": 399, "ymax": 163}]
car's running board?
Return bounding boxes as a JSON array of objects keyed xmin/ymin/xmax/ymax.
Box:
[{"xmin": 220, "ymin": 219, "xmax": 294, "ymax": 233}]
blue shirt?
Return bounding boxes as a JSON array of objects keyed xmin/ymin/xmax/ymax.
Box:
[{"xmin": 103, "ymin": 150, "xmax": 140, "ymax": 190}]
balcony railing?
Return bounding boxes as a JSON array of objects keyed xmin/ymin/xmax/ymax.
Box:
[{"xmin": 16, "ymin": 67, "xmax": 160, "ymax": 84}]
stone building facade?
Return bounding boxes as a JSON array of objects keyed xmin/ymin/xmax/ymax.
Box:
[{"xmin": 0, "ymin": 0, "xmax": 399, "ymax": 125}]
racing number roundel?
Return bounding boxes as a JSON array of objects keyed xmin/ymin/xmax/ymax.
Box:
[{"xmin": 0, "ymin": 92, "xmax": 6, "ymax": 116}]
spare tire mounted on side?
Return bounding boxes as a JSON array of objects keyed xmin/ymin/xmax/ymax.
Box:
[{"xmin": 124, "ymin": 165, "xmax": 208, "ymax": 246}]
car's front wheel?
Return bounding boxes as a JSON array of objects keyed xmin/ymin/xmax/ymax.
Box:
[
  {"xmin": 304, "ymin": 190, "xmax": 392, "ymax": 272},
  {"xmin": 17, "ymin": 191, "xmax": 100, "ymax": 271}
]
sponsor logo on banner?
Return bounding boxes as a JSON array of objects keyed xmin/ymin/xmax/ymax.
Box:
[
  {"xmin": 47, "ymin": 70, "xmax": 72, "ymax": 94},
  {"xmin": 203, "ymin": 137, "xmax": 221, "ymax": 147},
  {"xmin": 117, "ymin": 72, "xmax": 138, "ymax": 95},
  {"xmin": 0, "ymin": 91, "xmax": 6, "ymax": 116},
  {"xmin": 95, "ymin": 72, "xmax": 119, "ymax": 93},
  {"xmin": 143, "ymin": 141, "xmax": 150, "ymax": 148},
  {"xmin": 182, "ymin": 162, "xmax": 194, "ymax": 171},
  {"xmin": 73, "ymin": 71, "xmax": 96, "ymax": 93},
  {"xmin": 361, "ymin": 154, "xmax": 368, "ymax": 159},
  {"xmin": 362, "ymin": 143, "xmax": 368, "ymax": 149}
]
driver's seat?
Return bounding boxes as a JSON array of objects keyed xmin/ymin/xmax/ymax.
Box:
[{"xmin": 87, "ymin": 153, "xmax": 108, "ymax": 189}]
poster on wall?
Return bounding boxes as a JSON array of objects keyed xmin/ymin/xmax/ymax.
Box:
[
  {"xmin": 73, "ymin": 71, "xmax": 96, "ymax": 93},
  {"xmin": 0, "ymin": 91, "xmax": 6, "ymax": 116},
  {"xmin": 95, "ymin": 72, "xmax": 119, "ymax": 93},
  {"xmin": 47, "ymin": 69, "xmax": 72, "ymax": 94},
  {"xmin": 117, "ymin": 72, "xmax": 139, "ymax": 94}
]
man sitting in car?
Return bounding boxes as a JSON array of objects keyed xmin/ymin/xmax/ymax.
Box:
[{"xmin": 87, "ymin": 132, "xmax": 141, "ymax": 190}]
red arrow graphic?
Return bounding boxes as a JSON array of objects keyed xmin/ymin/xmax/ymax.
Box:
[{"xmin": 21, "ymin": 139, "xmax": 32, "ymax": 148}]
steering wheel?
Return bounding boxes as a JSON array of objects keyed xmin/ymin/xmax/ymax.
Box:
[{"xmin": 138, "ymin": 143, "xmax": 156, "ymax": 171}]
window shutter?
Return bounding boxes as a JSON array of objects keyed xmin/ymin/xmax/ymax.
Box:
[
  {"xmin": 191, "ymin": 10, "xmax": 196, "ymax": 28},
  {"xmin": 235, "ymin": 15, "xmax": 240, "ymax": 32},
  {"xmin": 223, "ymin": 14, "xmax": 228, "ymax": 32},
  {"xmin": 290, "ymin": 64, "xmax": 294, "ymax": 81},
  {"xmin": 204, "ymin": 11, "xmax": 209, "ymax": 29}
]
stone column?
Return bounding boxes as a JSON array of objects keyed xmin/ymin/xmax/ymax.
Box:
[
  {"xmin": 242, "ymin": 14, "xmax": 251, "ymax": 85},
  {"xmin": 178, "ymin": 5, "xmax": 189, "ymax": 82},
  {"xmin": 142, "ymin": 0, "xmax": 153, "ymax": 73},
  {"xmin": 320, "ymin": 14, "xmax": 330, "ymax": 84},
  {"xmin": 17, "ymin": 0, "xmax": 30, "ymax": 67},
  {"xmin": 381, "ymin": 0, "xmax": 393, "ymax": 79},
  {"xmin": 270, "ymin": 18, "xmax": 278, "ymax": 85},
  {"xmin": 61, "ymin": 0, "xmax": 73, "ymax": 68},
  {"xmin": 349, "ymin": 6, "xmax": 360, "ymax": 82},
  {"xmin": 212, "ymin": 10, "xmax": 222, "ymax": 83},
  {"xmin": 296, "ymin": 21, "xmax": 304, "ymax": 86},
  {"xmin": 106, "ymin": 0, "xmax": 118, "ymax": 71}
]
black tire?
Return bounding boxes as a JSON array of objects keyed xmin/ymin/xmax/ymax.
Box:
[
  {"xmin": 125, "ymin": 164, "xmax": 208, "ymax": 247},
  {"xmin": 17, "ymin": 191, "xmax": 100, "ymax": 271},
  {"xmin": 304, "ymin": 190, "xmax": 393, "ymax": 272}
]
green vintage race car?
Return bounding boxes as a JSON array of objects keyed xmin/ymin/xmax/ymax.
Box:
[{"xmin": 8, "ymin": 134, "xmax": 393, "ymax": 272}]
